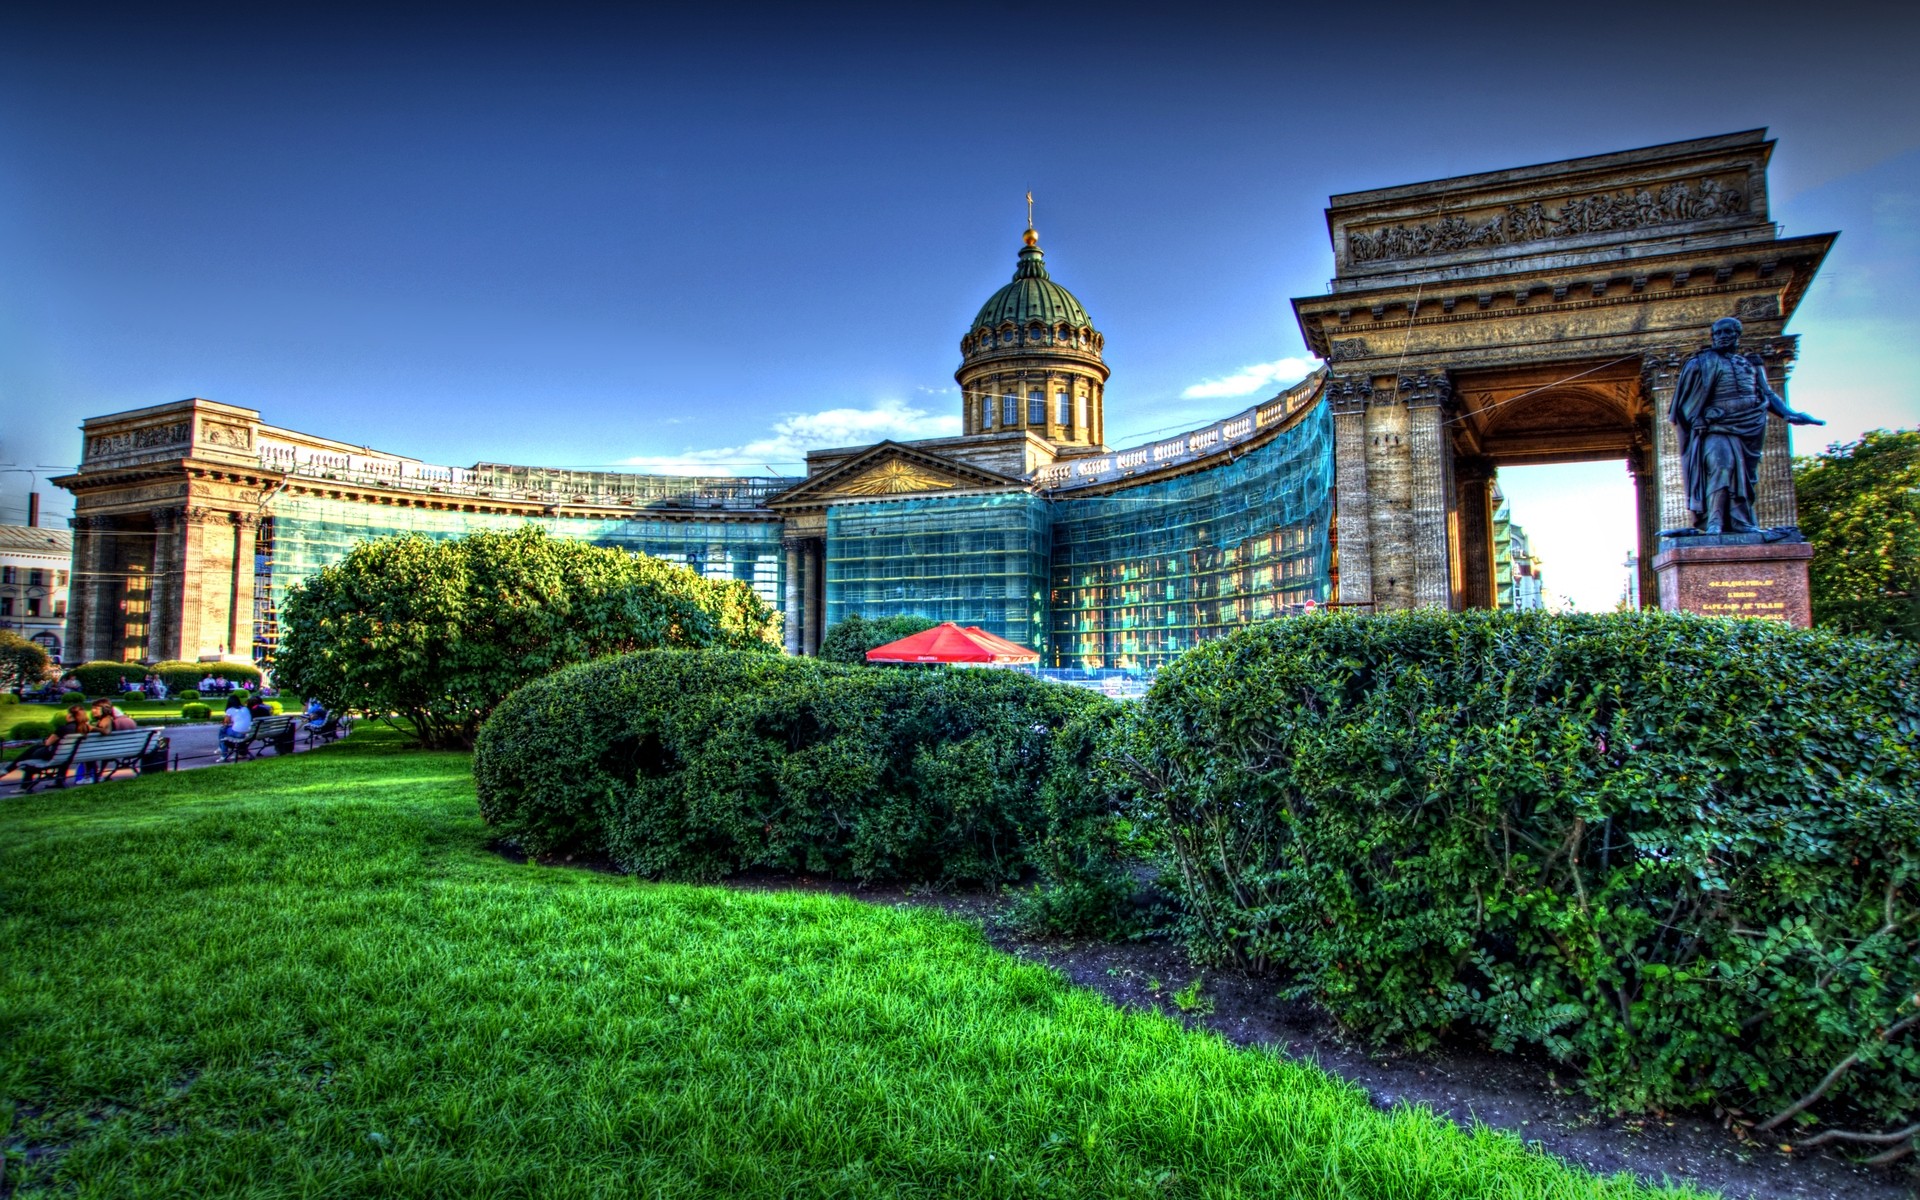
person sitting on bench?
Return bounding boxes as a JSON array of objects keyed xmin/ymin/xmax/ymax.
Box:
[{"xmin": 218, "ymin": 696, "xmax": 254, "ymax": 762}]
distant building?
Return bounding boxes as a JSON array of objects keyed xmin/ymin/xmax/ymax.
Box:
[
  {"xmin": 0, "ymin": 512, "xmax": 74, "ymax": 663},
  {"xmin": 1619, "ymin": 551, "xmax": 1642, "ymax": 610},
  {"xmin": 1490, "ymin": 489, "xmax": 1546, "ymax": 612}
]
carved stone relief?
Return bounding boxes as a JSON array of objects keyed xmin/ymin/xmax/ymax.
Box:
[
  {"xmin": 834, "ymin": 460, "xmax": 959, "ymax": 496},
  {"xmin": 85, "ymin": 422, "xmax": 190, "ymax": 460},
  {"xmin": 1347, "ymin": 176, "xmax": 1748, "ymax": 264},
  {"xmin": 201, "ymin": 423, "xmax": 254, "ymax": 450}
]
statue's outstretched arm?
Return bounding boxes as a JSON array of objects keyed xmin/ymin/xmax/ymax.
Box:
[{"xmin": 1754, "ymin": 362, "xmax": 1825, "ymax": 426}]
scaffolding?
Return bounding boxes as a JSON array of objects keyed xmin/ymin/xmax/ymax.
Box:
[
  {"xmin": 253, "ymin": 495, "xmax": 786, "ymax": 660},
  {"xmin": 825, "ymin": 493, "xmax": 1052, "ymax": 656},
  {"xmin": 1047, "ymin": 403, "xmax": 1334, "ymax": 670}
]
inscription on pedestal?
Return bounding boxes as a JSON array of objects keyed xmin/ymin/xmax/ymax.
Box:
[{"xmin": 1651, "ymin": 540, "xmax": 1812, "ymax": 628}]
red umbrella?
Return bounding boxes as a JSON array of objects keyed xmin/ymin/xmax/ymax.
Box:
[{"xmin": 864, "ymin": 621, "xmax": 1040, "ymax": 664}]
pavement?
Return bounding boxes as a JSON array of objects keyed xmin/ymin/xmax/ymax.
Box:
[{"xmin": 1, "ymin": 720, "xmax": 346, "ymax": 796}]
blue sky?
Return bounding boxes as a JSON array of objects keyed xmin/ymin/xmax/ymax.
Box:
[{"xmin": 3, "ymin": 2, "xmax": 1917, "ymax": 609}]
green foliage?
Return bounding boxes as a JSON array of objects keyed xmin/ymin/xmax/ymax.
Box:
[
  {"xmin": 180, "ymin": 702, "xmax": 212, "ymax": 720},
  {"xmin": 817, "ymin": 613, "xmax": 939, "ymax": 664},
  {"xmin": 274, "ymin": 525, "xmax": 782, "ymax": 749},
  {"xmin": 122, "ymin": 689, "xmax": 145, "ymax": 701},
  {"xmin": 0, "ymin": 631, "xmax": 51, "ymax": 692},
  {"xmin": 148, "ymin": 660, "xmax": 262, "ymax": 695},
  {"xmin": 0, "ymin": 692, "xmax": 18, "ymax": 706},
  {"xmin": 8, "ymin": 718, "xmax": 53, "ymax": 741},
  {"xmin": 475, "ymin": 650, "xmax": 1121, "ymax": 888},
  {"xmin": 58, "ymin": 691, "xmax": 85, "ymax": 706},
  {"xmin": 1795, "ymin": 428, "xmax": 1920, "ymax": 640},
  {"xmin": 0, "ymin": 730, "xmax": 1682, "ymax": 1198},
  {"xmin": 1122, "ymin": 609, "xmax": 1920, "ymax": 1137},
  {"xmin": 68, "ymin": 660, "xmax": 137, "ymax": 696}
]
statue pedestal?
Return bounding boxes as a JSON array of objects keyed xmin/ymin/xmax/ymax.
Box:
[{"xmin": 1651, "ymin": 538, "xmax": 1813, "ymax": 628}]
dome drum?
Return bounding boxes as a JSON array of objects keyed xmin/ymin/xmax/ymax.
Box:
[{"xmin": 955, "ymin": 229, "xmax": 1109, "ymax": 446}]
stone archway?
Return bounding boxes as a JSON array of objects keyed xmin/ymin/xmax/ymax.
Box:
[{"xmin": 1293, "ymin": 130, "xmax": 1833, "ymax": 613}]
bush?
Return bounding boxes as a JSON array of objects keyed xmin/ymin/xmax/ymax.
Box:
[
  {"xmin": 58, "ymin": 692, "xmax": 86, "ymax": 707},
  {"xmin": 8, "ymin": 719, "xmax": 53, "ymax": 742},
  {"xmin": 149, "ymin": 660, "xmax": 261, "ymax": 695},
  {"xmin": 176, "ymin": 689, "xmax": 200, "ymax": 700},
  {"xmin": 180, "ymin": 703, "xmax": 211, "ymax": 720},
  {"xmin": 818, "ymin": 614, "xmax": 939, "ymax": 664},
  {"xmin": 69, "ymin": 661, "xmax": 135, "ymax": 697},
  {"xmin": 0, "ymin": 693, "xmax": 17, "ymax": 706},
  {"xmin": 0, "ymin": 631, "xmax": 50, "ymax": 692},
  {"xmin": 475, "ymin": 650, "xmax": 1122, "ymax": 888},
  {"xmin": 277, "ymin": 526, "xmax": 782, "ymax": 749},
  {"xmin": 122, "ymin": 689, "xmax": 145, "ymax": 701},
  {"xmin": 1120, "ymin": 609, "xmax": 1920, "ymax": 1140}
]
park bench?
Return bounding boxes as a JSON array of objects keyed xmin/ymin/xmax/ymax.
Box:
[
  {"xmin": 305, "ymin": 711, "xmax": 350, "ymax": 746},
  {"xmin": 230, "ymin": 715, "xmax": 297, "ymax": 761},
  {"xmin": 12, "ymin": 729, "xmax": 167, "ymax": 791}
]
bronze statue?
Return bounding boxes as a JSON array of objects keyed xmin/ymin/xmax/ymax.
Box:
[{"xmin": 1669, "ymin": 317, "xmax": 1823, "ymax": 535}]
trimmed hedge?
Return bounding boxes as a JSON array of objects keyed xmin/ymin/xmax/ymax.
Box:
[
  {"xmin": 152, "ymin": 660, "xmax": 261, "ymax": 695},
  {"xmin": 180, "ymin": 703, "xmax": 212, "ymax": 720},
  {"xmin": 8, "ymin": 719, "xmax": 52, "ymax": 742},
  {"xmin": 475, "ymin": 650, "xmax": 1123, "ymax": 888},
  {"xmin": 1122, "ymin": 609, "xmax": 1920, "ymax": 1136}
]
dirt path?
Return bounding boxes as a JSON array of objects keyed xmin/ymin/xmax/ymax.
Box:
[{"xmin": 728, "ymin": 876, "xmax": 1916, "ymax": 1200}]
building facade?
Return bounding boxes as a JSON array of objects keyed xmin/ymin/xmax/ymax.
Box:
[
  {"xmin": 53, "ymin": 131, "xmax": 1831, "ymax": 671},
  {"xmin": 0, "ymin": 521, "xmax": 74, "ymax": 663}
]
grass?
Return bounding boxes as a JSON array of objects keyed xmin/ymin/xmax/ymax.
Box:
[{"xmin": 0, "ymin": 731, "xmax": 1705, "ymax": 1199}]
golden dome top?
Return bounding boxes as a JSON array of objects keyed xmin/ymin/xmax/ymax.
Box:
[{"xmin": 1023, "ymin": 226, "xmax": 1039, "ymax": 247}]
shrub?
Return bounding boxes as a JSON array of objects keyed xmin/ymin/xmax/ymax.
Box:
[
  {"xmin": 818, "ymin": 614, "xmax": 939, "ymax": 664},
  {"xmin": 475, "ymin": 650, "xmax": 1121, "ymax": 887},
  {"xmin": 0, "ymin": 631, "xmax": 50, "ymax": 692},
  {"xmin": 176, "ymin": 689, "xmax": 200, "ymax": 700},
  {"xmin": 180, "ymin": 703, "xmax": 212, "ymax": 720},
  {"xmin": 122, "ymin": 689, "xmax": 145, "ymax": 701},
  {"xmin": 0, "ymin": 693, "xmax": 18, "ymax": 706},
  {"xmin": 1120, "ymin": 609, "xmax": 1920, "ymax": 1141},
  {"xmin": 8, "ymin": 719, "xmax": 53, "ymax": 742},
  {"xmin": 58, "ymin": 692, "xmax": 86, "ymax": 706},
  {"xmin": 69, "ymin": 661, "xmax": 135, "ymax": 696},
  {"xmin": 277, "ymin": 526, "xmax": 782, "ymax": 749},
  {"xmin": 149, "ymin": 660, "xmax": 261, "ymax": 695}
]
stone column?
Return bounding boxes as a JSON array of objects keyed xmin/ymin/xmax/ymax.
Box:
[
  {"xmin": 1328, "ymin": 377, "xmax": 1373, "ymax": 607},
  {"xmin": 228, "ymin": 513, "xmax": 259, "ymax": 659},
  {"xmin": 147, "ymin": 507, "xmax": 184, "ymax": 662},
  {"xmin": 782, "ymin": 537, "xmax": 803, "ymax": 656},
  {"xmin": 1642, "ymin": 351, "xmax": 1690, "ymax": 533},
  {"xmin": 84, "ymin": 516, "xmax": 121, "ymax": 661},
  {"xmin": 801, "ymin": 539, "xmax": 821, "ymax": 656},
  {"xmin": 177, "ymin": 506, "xmax": 220, "ymax": 660},
  {"xmin": 64, "ymin": 516, "xmax": 98, "ymax": 663},
  {"xmin": 1627, "ymin": 445, "xmax": 1659, "ymax": 609},
  {"xmin": 1756, "ymin": 342, "xmax": 1801, "ymax": 530},
  {"xmin": 1453, "ymin": 455, "xmax": 1497, "ymax": 611},
  {"xmin": 1402, "ymin": 373, "xmax": 1455, "ymax": 610}
]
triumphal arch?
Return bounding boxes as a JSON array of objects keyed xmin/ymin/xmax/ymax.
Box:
[{"xmin": 1292, "ymin": 129, "xmax": 1833, "ymax": 614}]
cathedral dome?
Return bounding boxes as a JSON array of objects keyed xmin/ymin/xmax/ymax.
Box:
[{"xmin": 969, "ymin": 237, "xmax": 1095, "ymax": 332}]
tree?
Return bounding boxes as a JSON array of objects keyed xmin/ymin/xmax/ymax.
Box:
[
  {"xmin": 0, "ymin": 630, "xmax": 51, "ymax": 693},
  {"xmin": 1794, "ymin": 428, "xmax": 1920, "ymax": 641},
  {"xmin": 273, "ymin": 525, "xmax": 781, "ymax": 748},
  {"xmin": 818, "ymin": 614, "xmax": 939, "ymax": 664}
]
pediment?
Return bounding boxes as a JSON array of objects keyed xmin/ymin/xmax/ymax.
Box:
[{"xmin": 767, "ymin": 441, "xmax": 1027, "ymax": 508}]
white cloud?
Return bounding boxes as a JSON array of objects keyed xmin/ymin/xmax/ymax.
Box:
[
  {"xmin": 622, "ymin": 398, "xmax": 962, "ymax": 475},
  {"xmin": 1180, "ymin": 356, "xmax": 1318, "ymax": 400}
]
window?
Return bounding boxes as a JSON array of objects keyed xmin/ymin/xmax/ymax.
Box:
[
  {"xmin": 27, "ymin": 598, "xmax": 40, "ymax": 617},
  {"xmin": 55, "ymin": 600, "xmax": 66, "ymax": 616},
  {"xmin": 1028, "ymin": 390, "xmax": 1044, "ymax": 425},
  {"xmin": 1002, "ymin": 395, "xmax": 1017, "ymax": 426},
  {"xmin": 1077, "ymin": 395, "xmax": 1089, "ymax": 431},
  {"xmin": 56, "ymin": 570, "xmax": 68, "ymax": 586},
  {"xmin": 0, "ymin": 598, "xmax": 9, "ymax": 615},
  {"xmin": 0, "ymin": 566, "xmax": 13, "ymax": 584},
  {"xmin": 978, "ymin": 395, "xmax": 991, "ymax": 427},
  {"xmin": 1056, "ymin": 391, "xmax": 1071, "ymax": 426},
  {"xmin": 28, "ymin": 569, "xmax": 44, "ymax": 587}
]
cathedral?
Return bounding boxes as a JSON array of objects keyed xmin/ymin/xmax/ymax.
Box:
[{"xmin": 54, "ymin": 129, "xmax": 1832, "ymax": 669}]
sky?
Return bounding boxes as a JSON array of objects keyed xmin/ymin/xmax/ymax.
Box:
[{"xmin": 3, "ymin": 1, "xmax": 1918, "ymax": 611}]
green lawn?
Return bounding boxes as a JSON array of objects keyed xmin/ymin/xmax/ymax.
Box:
[{"xmin": 0, "ymin": 731, "xmax": 1701, "ymax": 1198}]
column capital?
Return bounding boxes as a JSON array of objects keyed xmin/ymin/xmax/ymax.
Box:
[
  {"xmin": 232, "ymin": 511, "xmax": 263, "ymax": 530},
  {"xmin": 1327, "ymin": 374, "xmax": 1374, "ymax": 414},
  {"xmin": 1639, "ymin": 348, "xmax": 1686, "ymax": 389},
  {"xmin": 183, "ymin": 505, "xmax": 222, "ymax": 525},
  {"xmin": 1453, "ymin": 454, "xmax": 1497, "ymax": 486},
  {"xmin": 1396, "ymin": 370, "xmax": 1453, "ymax": 410}
]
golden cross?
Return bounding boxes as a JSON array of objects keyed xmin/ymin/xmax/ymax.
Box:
[{"xmin": 1026, "ymin": 191, "xmax": 1034, "ymax": 230}]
